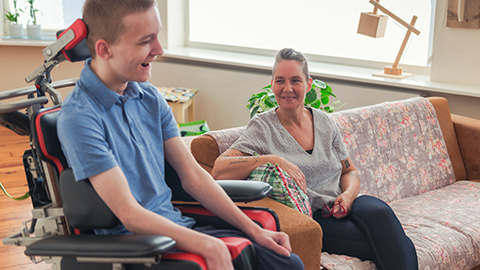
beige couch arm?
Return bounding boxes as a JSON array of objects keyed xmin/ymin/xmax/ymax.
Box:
[
  {"xmin": 191, "ymin": 134, "xmax": 322, "ymax": 270},
  {"xmin": 452, "ymin": 114, "xmax": 480, "ymax": 180}
]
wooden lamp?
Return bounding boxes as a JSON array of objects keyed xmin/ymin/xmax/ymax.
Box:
[{"xmin": 358, "ymin": 0, "xmax": 421, "ymax": 78}]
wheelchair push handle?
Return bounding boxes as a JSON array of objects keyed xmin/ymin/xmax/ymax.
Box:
[
  {"xmin": 0, "ymin": 79, "xmax": 77, "ymax": 114},
  {"xmin": 0, "ymin": 97, "xmax": 49, "ymax": 114}
]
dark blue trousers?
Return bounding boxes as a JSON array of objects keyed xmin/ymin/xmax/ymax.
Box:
[
  {"xmin": 195, "ymin": 226, "xmax": 304, "ymax": 270},
  {"xmin": 313, "ymin": 195, "xmax": 418, "ymax": 270}
]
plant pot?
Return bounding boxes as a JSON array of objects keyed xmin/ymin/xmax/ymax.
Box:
[
  {"xmin": 27, "ymin": 24, "xmax": 42, "ymax": 39},
  {"xmin": 8, "ymin": 23, "xmax": 24, "ymax": 39}
]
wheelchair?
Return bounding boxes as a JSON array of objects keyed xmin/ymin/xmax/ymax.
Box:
[{"xmin": 1, "ymin": 19, "xmax": 280, "ymax": 270}]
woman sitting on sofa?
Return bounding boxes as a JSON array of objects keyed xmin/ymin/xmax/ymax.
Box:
[{"xmin": 212, "ymin": 48, "xmax": 418, "ymax": 270}]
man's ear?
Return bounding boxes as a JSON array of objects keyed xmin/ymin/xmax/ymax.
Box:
[{"xmin": 95, "ymin": 39, "xmax": 112, "ymax": 60}]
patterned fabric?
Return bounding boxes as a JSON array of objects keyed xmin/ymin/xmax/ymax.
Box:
[
  {"xmin": 330, "ymin": 97, "xmax": 456, "ymax": 203},
  {"xmin": 205, "ymin": 98, "xmax": 478, "ymax": 269},
  {"xmin": 247, "ymin": 163, "xmax": 312, "ymax": 217},
  {"xmin": 321, "ymin": 181, "xmax": 480, "ymax": 270},
  {"xmin": 207, "ymin": 126, "xmax": 246, "ymax": 154}
]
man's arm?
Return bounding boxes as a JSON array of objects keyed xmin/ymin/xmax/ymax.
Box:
[
  {"xmin": 164, "ymin": 136, "xmax": 292, "ymax": 256},
  {"xmin": 89, "ymin": 166, "xmax": 234, "ymax": 269}
]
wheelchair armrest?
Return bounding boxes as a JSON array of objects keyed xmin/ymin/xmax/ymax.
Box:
[
  {"xmin": 217, "ymin": 180, "xmax": 272, "ymax": 202},
  {"xmin": 165, "ymin": 161, "xmax": 272, "ymax": 202},
  {"xmin": 25, "ymin": 234, "xmax": 175, "ymax": 263},
  {"xmin": 171, "ymin": 180, "xmax": 272, "ymax": 203}
]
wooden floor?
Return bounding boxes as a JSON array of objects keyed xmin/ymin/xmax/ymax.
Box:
[{"xmin": 0, "ymin": 127, "xmax": 50, "ymax": 269}]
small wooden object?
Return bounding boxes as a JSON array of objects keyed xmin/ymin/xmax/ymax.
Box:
[
  {"xmin": 357, "ymin": 12, "xmax": 388, "ymax": 38},
  {"xmin": 360, "ymin": 0, "xmax": 421, "ymax": 78}
]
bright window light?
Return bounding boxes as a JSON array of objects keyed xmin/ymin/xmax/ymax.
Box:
[
  {"xmin": 5, "ymin": 0, "xmax": 84, "ymax": 31},
  {"xmin": 189, "ymin": 0, "xmax": 432, "ymax": 67}
]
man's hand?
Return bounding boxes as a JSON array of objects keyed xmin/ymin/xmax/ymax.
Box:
[
  {"xmin": 250, "ymin": 228, "xmax": 292, "ymax": 257},
  {"xmin": 199, "ymin": 235, "xmax": 234, "ymax": 270}
]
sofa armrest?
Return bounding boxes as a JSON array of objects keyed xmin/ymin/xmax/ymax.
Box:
[
  {"xmin": 237, "ymin": 197, "xmax": 322, "ymax": 270},
  {"xmin": 191, "ymin": 134, "xmax": 218, "ymax": 174},
  {"xmin": 452, "ymin": 114, "xmax": 480, "ymax": 180}
]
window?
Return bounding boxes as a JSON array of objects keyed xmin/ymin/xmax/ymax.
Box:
[
  {"xmin": 3, "ymin": 0, "xmax": 84, "ymax": 39},
  {"xmin": 189, "ymin": 0, "xmax": 433, "ymax": 68}
]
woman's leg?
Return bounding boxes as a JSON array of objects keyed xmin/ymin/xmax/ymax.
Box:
[
  {"xmin": 314, "ymin": 195, "xmax": 418, "ymax": 270},
  {"xmin": 349, "ymin": 195, "xmax": 417, "ymax": 270},
  {"xmin": 313, "ymin": 207, "xmax": 375, "ymax": 262}
]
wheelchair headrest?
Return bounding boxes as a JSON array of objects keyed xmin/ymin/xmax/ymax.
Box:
[
  {"xmin": 31, "ymin": 106, "xmax": 68, "ymax": 175},
  {"xmin": 56, "ymin": 19, "xmax": 90, "ymax": 62}
]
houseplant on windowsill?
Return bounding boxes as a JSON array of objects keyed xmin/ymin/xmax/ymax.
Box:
[
  {"xmin": 247, "ymin": 79, "xmax": 343, "ymax": 118},
  {"xmin": 5, "ymin": 0, "xmax": 23, "ymax": 39},
  {"xmin": 26, "ymin": 0, "xmax": 41, "ymax": 39}
]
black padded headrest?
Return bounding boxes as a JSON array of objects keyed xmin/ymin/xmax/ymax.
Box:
[
  {"xmin": 56, "ymin": 30, "xmax": 90, "ymax": 62},
  {"xmin": 56, "ymin": 19, "xmax": 90, "ymax": 62}
]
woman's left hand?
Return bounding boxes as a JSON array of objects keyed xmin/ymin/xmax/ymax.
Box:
[{"xmin": 333, "ymin": 192, "xmax": 355, "ymax": 219}]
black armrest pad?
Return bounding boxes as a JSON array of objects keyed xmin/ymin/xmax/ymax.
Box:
[
  {"xmin": 60, "ymin": 169, "xmax": 120, "ymax": 229},
  {"xmin": 165, "ymin": 160, "xmax": 272, "ymax": 202},
  {"xmin": 217, "ymin": 180, "xmax": 272, "ymax": 202},
  {"xmin": 25, "ymin": 235, "xmax": 175, "ymax": 258}
]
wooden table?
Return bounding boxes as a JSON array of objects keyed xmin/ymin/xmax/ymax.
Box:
[{"xmin": 158, "ymin": 87, "xmax": 198, "ymax": 124}]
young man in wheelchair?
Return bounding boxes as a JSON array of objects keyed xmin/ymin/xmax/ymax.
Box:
[{"xmin": 56, "ymin": 0, "xmax": 304, "ymax": 269}]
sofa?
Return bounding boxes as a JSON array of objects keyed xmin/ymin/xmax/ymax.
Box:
[{"xmin": 190, "ymin": 97, "xmax": 480, "ymax": 270}]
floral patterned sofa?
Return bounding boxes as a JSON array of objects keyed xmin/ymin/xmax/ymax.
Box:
[{"xmin": 190, "ymin": 97, "xmax": 480, "ymax": 270}]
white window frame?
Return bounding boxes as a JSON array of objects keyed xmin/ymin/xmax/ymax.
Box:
[
  {"xmin": 180, "ymin": 0, "xmax": 435, "ymax": 75},
  {"xmin": 1, "ymin": 0, "xmax": 84, "ymax": 41}
]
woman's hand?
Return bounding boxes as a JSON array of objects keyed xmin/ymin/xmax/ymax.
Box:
[
  {"xmin": 333, "ymin": 192, "xmax": 356, "ymax": 219},
  {"xmin": 276, "ymin": 157, "xmax": 307, "ymax": 194}
]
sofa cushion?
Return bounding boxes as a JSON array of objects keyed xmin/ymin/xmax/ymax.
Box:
[
  {"xmin": 330, "ymin": 97, "xmax": 456, "ymax": 203},
  {"xmin": 322, "ymin": 181, "xmax": 480, "ymax": 270}
]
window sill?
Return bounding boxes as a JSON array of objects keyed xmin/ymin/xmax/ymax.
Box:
[
  {"xmin": 162, "ymin": 47, "xmax": 480, "ymax": 99},
  {"xmin": 1, "ymin": 35, "xmax": 55, "ymax": 47}
]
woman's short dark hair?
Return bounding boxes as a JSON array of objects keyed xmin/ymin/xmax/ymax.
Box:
[{"xmin": 272, "ymin": 48, "xmax": 310, "ymax": 80}]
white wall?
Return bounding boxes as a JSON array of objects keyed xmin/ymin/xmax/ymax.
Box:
[
  {"xmin": 1, "ymin": 0, "xmax": 478, "ymax": 131},
  {"xmin": 150, "ymin": 60, "xmax": 439, "ymax": 130},
  {"xmin": 430, "ymin": 0, "xmax": 480, "ymax": 86}
]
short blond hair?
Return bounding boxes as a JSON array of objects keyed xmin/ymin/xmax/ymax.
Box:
[{"xmin": 82, "ymin": 0, "xmax": 156, "ymax": 58}]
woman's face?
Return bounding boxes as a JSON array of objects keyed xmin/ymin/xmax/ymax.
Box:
[{"xmin": 271, "ymin": 60, "xmax": 312, "ymax": 111}]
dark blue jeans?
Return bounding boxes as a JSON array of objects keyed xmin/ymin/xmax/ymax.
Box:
[
  {"xmin": 313, "ymin": 195, "xmax": 418, "ymax": 270},
  {"xmin": 194, "ymin": 225, "xmax": 304, "ymax": 270}
]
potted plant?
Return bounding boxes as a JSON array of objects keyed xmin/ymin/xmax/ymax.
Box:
[
  {"xmin": 26, "ymin": 0, "xmax": 41, "ymax": 39},
  {"xmin": 247, "ymin": 79, "xmax": 343, "ymax": 118},
  {"xmin": 5, "ymin": 0, "xmax": 23, "ymax": 38}
]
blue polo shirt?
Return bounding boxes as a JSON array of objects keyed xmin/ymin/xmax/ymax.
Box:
[{"xmin": 57, "ymin": 59, "xmax": 196, "ymax": 234}]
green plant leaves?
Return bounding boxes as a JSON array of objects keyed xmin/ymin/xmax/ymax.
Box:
[
  {"xmin": 305, "ymin": 88, "xmax": 317, "ymax": 104},
  {"xmin": 247, "ymin": 79, "xmax": 342, "ymax": 118}
]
